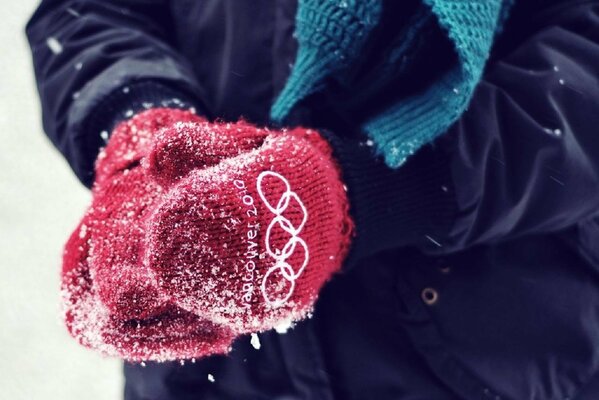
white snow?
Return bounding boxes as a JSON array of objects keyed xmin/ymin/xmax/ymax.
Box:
[
  {"xmin": 425, "ymin": 235, "xmax": 443, "ymax": 247},
  {"xmin": 1, "ymin": 2, "xmax": 122, "ymax": 399},
  {"xmin": 250, "ymin": 333, "xmax": 261, "ymax": 350},
  {"xmin": 207, "ymin": 373, "xmax": 215, "ymax": 383},
  {"xmin": 66, "ymin": 7, "xmax": 81, "ymax": 17},
  {"xmin": 78, "ymin": 224, "xmax": 87, "ymax": 239},
  {"xmin": 46, "ymin": 37, "xmax": 63, "ymax": 54},
  {"xmin": 544, "ymin": 127, "xmax": 562, "ymax": 137},
  {"xmin": 274, "ymin": 319, "xmax": 293, "ymax": 334}
]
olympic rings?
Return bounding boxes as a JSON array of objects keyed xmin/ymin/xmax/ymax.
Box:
[{"xmin": 257, "ymin": 171, "xmax": 309, "ymax": 307}]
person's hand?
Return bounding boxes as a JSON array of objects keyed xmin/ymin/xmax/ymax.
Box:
[
  {"xmin": 62, "ymin": 108, "xmax": 236, "ymax": 362},
  {"xmin": 62, "ymin": 109, "xmax": 353, "ymax": 361},
  {"xmin": 144, "ymin": 120, "xmax": 354, "ymax": 333}
]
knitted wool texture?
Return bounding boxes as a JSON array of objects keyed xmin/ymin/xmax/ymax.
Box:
[
  {"xmin": 146, "ymin": 122, "xmax": 353, "ymax": 332},
  {"xmin": 62, "ymin": 108, "xmax": 352, "ymax": 361},
  {"xmin": 62, "ymin": 109, "xmax": 235, "ymax": 361},
  {"xmin": 271, "ymin": 0, "xmax": 512, "ymax": 167}
]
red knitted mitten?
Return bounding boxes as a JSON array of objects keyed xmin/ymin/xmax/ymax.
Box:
[
  {"xmin": 61, "ymin": 108, "xmax": 235, "ymax": 361},
  {"xmin": 145, "ymin": 120, "xmax": 354, "ymax": 333}
]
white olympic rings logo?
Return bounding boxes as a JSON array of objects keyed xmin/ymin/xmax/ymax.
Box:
[{"xmin": 256, "ymin": 171, "xmax": 309, "ymax": 308}]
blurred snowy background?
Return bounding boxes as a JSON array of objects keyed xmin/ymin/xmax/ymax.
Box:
[{"xmin": 0, "ymin": 2, "xmax": 122, "ymax": 399}]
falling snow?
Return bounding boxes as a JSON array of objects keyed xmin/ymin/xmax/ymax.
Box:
[
  {"xmin": 425, "ymin": 235, "xmax": 442, "ymax": 247},
  {"xmin": 66, "ymin": 7, "xmax": 81, "ymax": 17},
  {"xmin": 549, "ymin": 175, "xmax": 565, "ymax": 186},
  {"xmin": 544, "ymin": 127, "xmax": 562, "ymax": 137},
  {"xmin": 250, "ymin": 333, "xmax": 261, "ymax": 350},
  {"xmin": 46, "ymin": 37, "xmax": 63, "ymax": 54}
]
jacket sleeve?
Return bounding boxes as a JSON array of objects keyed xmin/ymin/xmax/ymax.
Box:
[
  {"xmin": 328, "ymin": 1, "xmax": 599, "ymax": 262},
  {"xmin": 26, "ymin": 0, "xmax": 206, "ymax": 187}
]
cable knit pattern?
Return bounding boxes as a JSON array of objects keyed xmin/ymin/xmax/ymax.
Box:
[{"xmin": 271, "ymin": 0, "xmax": 512, "ymax": 167}]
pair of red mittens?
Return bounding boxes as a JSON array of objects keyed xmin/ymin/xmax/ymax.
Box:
[{"xmin": 62, "ymin": 108, "xmax": 353, "ymax": 361}]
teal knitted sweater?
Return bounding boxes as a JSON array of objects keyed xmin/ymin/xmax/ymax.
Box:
[{"xmin": 271, "ymin": 0, "xmax": 513, "ymax": 168}]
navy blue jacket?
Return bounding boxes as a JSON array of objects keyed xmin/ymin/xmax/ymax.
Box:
[{"xmin": 27, "ymin": 1, "xmax": 599, "ymax": 399}]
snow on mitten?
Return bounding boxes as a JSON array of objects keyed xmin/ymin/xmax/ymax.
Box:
[
  {"xmin": 61, "ymin": 108, "xmax": 235, "ymax": 361},
  {"xmin": 146, "ymin": 119, "xmax": 268, "ymax": 186},
  {"xmin": 89, "ymin": 108, "xmax": 203, "ymax": 320},
  {"xmin": 145, "ymin": 121, "xmax": 354, "ymax": 333},
  {"xmin": 62, "ymin": 218, "xmax": 234, "ymax": 362}
]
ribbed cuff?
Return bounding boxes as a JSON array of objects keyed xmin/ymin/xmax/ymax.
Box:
[
  {"xmin": 80, "ymin": 80, "xmax": 205, "ymax": 188},
  {"xmin": 321, "ymin": 130, "xmax": 457, "ymax": 267}
]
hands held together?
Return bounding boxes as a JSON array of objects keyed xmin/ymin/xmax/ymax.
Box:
[{"xmin": 62, "ymin": 108, "xmax": 353, "ymax": 361}]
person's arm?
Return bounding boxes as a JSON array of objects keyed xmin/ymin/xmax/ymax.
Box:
[
  {"xmin": 331, "ymin": 1, "xmax": 599, "ymax": 262},
  {"xmin": 26, "ymin": 0, "xmax": 206, "ymax": 187}
]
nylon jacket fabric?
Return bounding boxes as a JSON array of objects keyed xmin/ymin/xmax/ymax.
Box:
[{"xmin": 26, "ymin": 1, "xmax": 599, "ymax": 399}]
